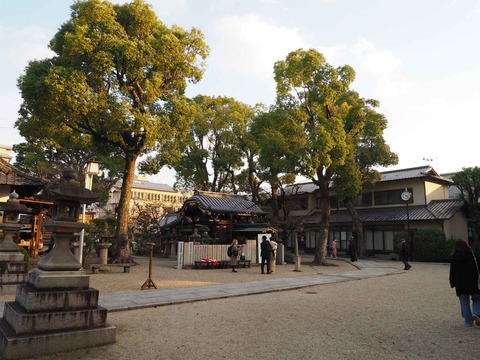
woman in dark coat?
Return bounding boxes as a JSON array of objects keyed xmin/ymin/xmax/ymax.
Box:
[{"xmin": 449, "ymin": 239, "xmax": 480, "ymax": 326}]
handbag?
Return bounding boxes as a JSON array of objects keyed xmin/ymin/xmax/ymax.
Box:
[{"xmin": 472, "ymin": 251, "xmax": 480, "ymax": 290}]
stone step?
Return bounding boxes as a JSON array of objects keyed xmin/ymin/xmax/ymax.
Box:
[
  {"xmin": 0, "ymin": 319, "xmax": 116, "ymax": 359},
  {"xmin": 15, "ymin": 284, "xmax": 99, "ymax": 312},
  {"xmin": 3, "ymin": 302, "xmax": 108, "ymax": 335}
]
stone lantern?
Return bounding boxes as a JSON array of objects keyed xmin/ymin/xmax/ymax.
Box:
[
  {"xmin": 0, "ymin": 190, "xmax": 29, "ymax": 293},
  {"xmin": 0, "ymin": 190, "xmax": 29, "ymax": 254},
  {"xmin": 37, "ymin": 168, "xmax": 99, "ymax": 271},
  {"xmin": 0, "ymin": 169, "xmax": 116, "ymax": 359},
  {"xmin": 97, "ymin": 222, "xmax": 113, "ymax": 265}
]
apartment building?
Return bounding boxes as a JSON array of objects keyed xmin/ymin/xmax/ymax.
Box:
[{"xmin": 107, "ymin": 175, "xmax": 190, "ymax": 218}]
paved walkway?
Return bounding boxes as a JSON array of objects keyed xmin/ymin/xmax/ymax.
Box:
[
  {"xmin": 0, "ymin": 260, "xmax": 404, "ymax": 316},
  {"xmin": 100, "ymin": 259, "xmax": 403, "ymax": 312}
]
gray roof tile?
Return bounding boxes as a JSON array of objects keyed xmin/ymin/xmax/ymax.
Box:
[
  {"xmin": 187, "ymin": 192, "xmax": 264, "ymax": 215},
  {"xmin": 303, "ymin": 199, "xmax": 464, "ymax": 224},
  {"xmin": 0, "ymin": 161, "xmax": 46, "ymax": 186}
]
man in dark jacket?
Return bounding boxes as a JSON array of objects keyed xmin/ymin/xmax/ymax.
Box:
[
  {"xmin": 260, "ymin": 235, "xmax": 272, "ymax": 274},
  {"xmin": 348, "ymin": 237, "xmax": 357, "ymax": 262},
  {"xmin": 401, "ymin": 238, "xmax": 411, "ymax": 270}
]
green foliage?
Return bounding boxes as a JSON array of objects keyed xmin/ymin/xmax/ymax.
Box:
[
  {"xmin": 272, "ymin": 48, "xmax": 396, "ymax": 264},
  {"xmin": 452, "ymin": 167, "xmax": 480, "ymax": 242},
  {"xmin": 412, "ymin": 229, "xmax": 455, "ymax": 262},
  {"xmin": 198, "ymin": 225, "xmax": 210, "ymax": 233},
  {"xmin": 84, "ymin": 217, "xmax": 117, "ymax": 253},
  {"xmin": 16, "ymin": 0, "xmax": 209, "ymax": 258},
  {"xmin": 284, "ymin": 250, "xmax": 294, "ymax": 264},
  {"xmin": 18, "ymin": 245, "xmax": 31, "ymax": 270},
  {"xmin": 163, "ymin": 95, "xmax": 253, "ymax": 192}
]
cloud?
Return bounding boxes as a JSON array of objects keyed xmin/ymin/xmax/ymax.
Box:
[
  {"xmin": 350, "ymin": 38, "xmax": 409, "ymax": 97},
  {"xmin": 149, "ymin": 0, "xmax": 188, "ymax": 17},
  {"xmin": 1, "ymin": 25, "xmax": 54, "ymax": 68},
  {"xmin": 211, "ymin": 13, "xmax": 306, "ymax": 78}
]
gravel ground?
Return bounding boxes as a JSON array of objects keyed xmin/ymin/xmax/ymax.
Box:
[{"xmin": 4, "ymin": 256, "xmax": 479, "ymax": 360}]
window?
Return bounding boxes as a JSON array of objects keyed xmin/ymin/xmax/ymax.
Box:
[
  {"xmin": 290, "ymin": 196, "xmax": 308, "ymax": 210},
  {"xmin": 364, "ymin": 225, "xmax": 404, "ymax": 252},
  {"xmin": 352, "ymin": 191, "xmax": 372, "ymax": 206},
  {"xmin": 374, "ymin": 188, "xmax": 412, "ymax": 205}
]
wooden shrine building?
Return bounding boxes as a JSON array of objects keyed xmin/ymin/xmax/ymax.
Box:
[{"xmin": 159, "ymin": 191, "xmax": 269, "ymax": 254}]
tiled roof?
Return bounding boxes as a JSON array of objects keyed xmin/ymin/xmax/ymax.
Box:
[
  {"xmin": 184, "ymin": 191, "xmax": 264, "ymax": 215},
  {"xmin": 380, "ymin": 165, "xmax": 452, "ymax": 183},
  {"xmin": 0, "ymin": 161, "xmax": 46, "ymax": 186},
  {"xmin": 283, "ymin": 182, "xmax": 318, "ymax": 195},
  {"xmin": 303, "ymin": 199, "xmax": 464, "ymax": 224},
  {"xmin": 283, "ymin": 166, "xmax": 454, "ymax": 195},
  {"xmin": 158, "ymin": 213, "xmax": 181, "ymax": 228},
  {"xmin": 159, "ymin": 192, "xmax": 265, "ymax": 229}
]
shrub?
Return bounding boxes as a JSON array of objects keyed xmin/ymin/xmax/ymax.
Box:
[
  {"xmin": 284, "ymin": 251, "xmax": 294, "ymax": 264},
  {"xmin": 412, "ymin": 229, "xmax": 455, "ymax": 262},
  {"xmin": 18, "ymin": 245, "xmax": 30, "ymax": 270}
]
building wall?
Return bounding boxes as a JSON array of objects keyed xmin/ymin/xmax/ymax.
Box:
[
  {"xmin": 425, "ymin": 181, "xmax": 449, "ymax": 203},
  {"xmin": 106, "ymin": 176, "xmax": 190, "ymax": 218},
  {"xmin": 282, "ymin": 170, "xmax": 467, "ymax": 254},
  {"xmin": 370, "ymin": 179, "xmax": 425, "ymax": 207},
  {"xmin": 443, "ymin": 212, "xmax": 469, "ymax": 240}
]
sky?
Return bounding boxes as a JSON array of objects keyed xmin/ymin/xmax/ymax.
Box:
[{"xmin": 1, "ymin": 0, "xmax": 479, "ymax": 186}]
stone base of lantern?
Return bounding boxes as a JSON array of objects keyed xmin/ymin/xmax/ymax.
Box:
[
  {"xmin": 0, "ymin": 260, "xmax": 28, "ymax": 295},
  {"xmin": 0, "ymin": 269, "xmax": 116, "ymax": 359}
]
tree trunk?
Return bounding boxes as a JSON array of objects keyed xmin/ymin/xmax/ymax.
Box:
[
  {"xmin": 113, "ymin": 153, "xmax": 137, "ymax": 263},
  {"xmin": 345, "ymin": 199, "xmax": 365, "ymax": 257},
  {"xmin": 271, "ymin": 182, "xmax": 279, "ymax": 219},
  {"xmin": 313, "ymin": 174, "xmax": 331, "ymax": 266}
]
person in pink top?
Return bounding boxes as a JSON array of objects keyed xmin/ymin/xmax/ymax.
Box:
[{"xmin": 331, "ymin": 239, "xmax": 337, "ymax": 258}]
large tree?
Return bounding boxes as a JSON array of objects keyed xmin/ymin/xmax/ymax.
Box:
[
  {"xmin": 451, "ymin": 167, "xmax": 480, "ymax": 244},
  {"xmin": 274, "ymin": 49, "xmax": 354, "ymax": 265},
  {"xmin": 332, "ymin": 92, "xmax": 398, "ymax": 257},
  {"xmin": 16, "ymin": 0, "xmax": 209, "ymax": 262},
  {"xmin": 250, "ymin": 106, "xmax": 302, "ymax": 218},
  {"xmin": 162, "ymin": 95, "xmax": 253, "ymax": 193},
  {"xmin": 275, "ymin": 52, "xmax": 395, "ymax": 263}
]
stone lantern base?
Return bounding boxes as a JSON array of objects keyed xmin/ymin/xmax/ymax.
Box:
[
  {"xmin": 0, "ymin": 227, "xmax": 29, "ymax": 295},
  {"xmin": 0, "ymin": 255, "xmax": 28, "ymax": 295},
  {"xmin": 0, "ymin": 268, "xmax": 116, "ymax": 359}
]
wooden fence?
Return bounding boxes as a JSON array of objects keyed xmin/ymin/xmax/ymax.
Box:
[{"xmin": 177, "ymin": 240, "xmax": 257, "ymax": 268}]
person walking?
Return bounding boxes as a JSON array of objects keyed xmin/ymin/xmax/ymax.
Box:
[
  {"xmin": 400, "ymin": 238, "xmax": 411, "ymax": 270},
  {"xmin": 229, "ymin": 239, "xmax": 242, "ymax": 273},
  {"xmin": 449, "ymin": 239, "xmax": 480, "ymax": 327},
  {"xmin": 331, "ymin": 239, "xmax": 337, "ymax": 258},
  {"xmin": 260, "ymin": 235, "xmax": 272, "ymax": 274},
  {"xmin": 270, "ymin": 235, "xmax": 278, "ymax": 273},
  {"xmin": 348, "ymin": 237, "xmax": 357, "ymax": 262}
]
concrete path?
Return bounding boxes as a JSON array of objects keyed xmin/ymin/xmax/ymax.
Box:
[
  {"xmin": 99, "ymin": 259, "xmax": 404, "ymax": 312},
  {"xmin": 0, "ymin": 260, "xmax": 404, "ymax": 316}
]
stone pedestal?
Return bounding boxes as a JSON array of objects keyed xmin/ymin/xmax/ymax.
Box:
[
  {"xmin": 72, "ymin": 241, "xmax": 81, "ymax": 261},
  {"xmin": 0, "ymin": 221, "xmax": 116, "ymax": 359},
  {"xmin": 96, "ymin": 243, "xmax": 112, "ymax": 265},
  {"xmin": 0, "ymin": 223, "xmax": 28, "ymax": 295}
]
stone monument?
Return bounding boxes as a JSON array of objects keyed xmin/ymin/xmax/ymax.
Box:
[
  {"xmin": 0, "ymin": 191, "xmax": 29, "ymax": 294},
  {"xmin": 0, "ymin": 169, "xmax": 117, "ymax": 359}
]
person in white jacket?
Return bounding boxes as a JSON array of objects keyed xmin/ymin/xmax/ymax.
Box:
[{"xmin": 270, "ymin": 236, "xmax": 278, "ymax": 273}]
